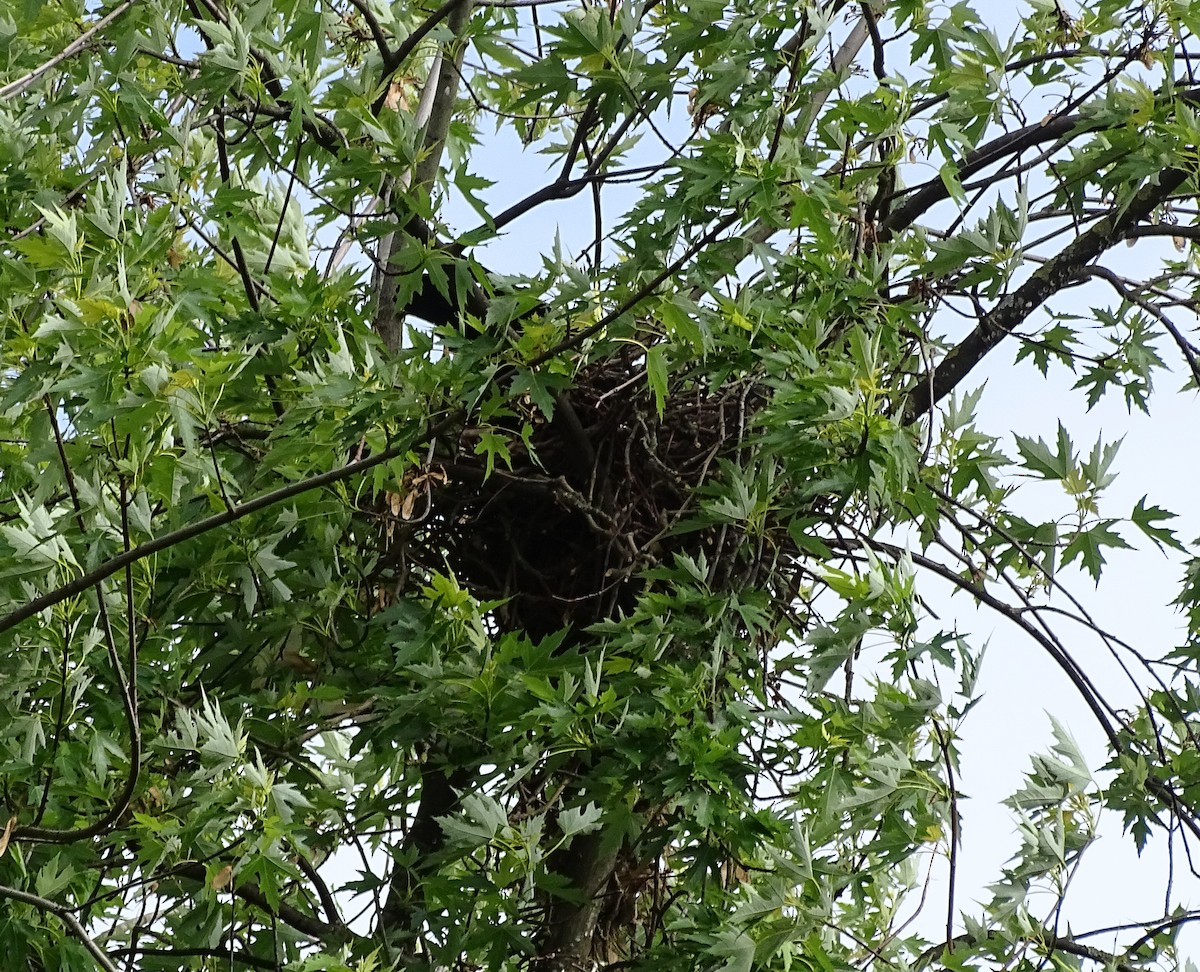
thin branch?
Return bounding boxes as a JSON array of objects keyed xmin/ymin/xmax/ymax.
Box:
[
  {"xmin": 16, "ymin": 400, "xmax": 142, "ymax": 845},
  {"xmin": 172, "ymin": 862, "xmax": 355, "ymax": 945},
  {"xmin": 525, "ymin": 209, "xmax": 742, "ymax": 368},
  {"xmin": 827, "ymin": 535, "xmax": 1121, "ymax": 749},
  {"xmin": 383, "ymin": 0, "xmax": 466, "ymax": 76},
  {"xmin": 929, "ymin": 716, "xmax": 959, "ymax": 953},
  {"xmin": 342, "ymin": 0, "xmax": 393, "ymax": 63},
  {"xmin": 0, "ymin": 883, "xmax": 119, "ymax": 972},
  {"xmin": 833, "ymin": 533, "xmax": 1200, "ymax": 842},
  {"xmin": 0, "ymin": 0, "xmax": 137, "ymax": 101},
  {"xmin": 0, "ymin": 410, "xmax": 464, "ymax": 638},
  {"xmin": 214, "ymin": 107, "xmax": 263, "ymax": 316},
  {"xmin": 1081, "ymin": 263, "xmax": 1200, "ymax": 386},
  {"xmin": 476, "ymin": 0, "xmax": 572, "ymax": 6},
  {"xmin": 859, "ymin": 1, "xmax": 885, "ymax": 81},
  {"xmin": 110, "ymin": 948, "xmax": 277, "ymax": 971},
  {"xmin": 917, "ymin": 931, "xmax": 1137, "ymax": 972}
]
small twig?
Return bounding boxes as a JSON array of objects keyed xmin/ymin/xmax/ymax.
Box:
[{"xmin": 342, "ymin": 0, "xmax": 393, "ymax": 63}]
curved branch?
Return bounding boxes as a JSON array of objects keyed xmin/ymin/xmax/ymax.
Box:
[
  {"xmin": 829, "ymin": 533, "xmax": 1200, "ymax": 841},
  {"xmin": 1080, "ymin": 263, "xmax": 1200, "ymax": 387},
  {"xmin": 916, "ymin": 931, "xmax": 1137, "ymax": 972},
  {"xmin": 0, "ymin": 883, "xmax": 119, "ymax": 972},
  {"xmin": 884, "ymin": 87, "xmax": 1200, "ymax": 240},
  {"xmin": 173, "ymin": 862, "xmax": 356, "ymax": 945},
  {"xmin": 882, "ymin": 115, "xmax": 1095, "ymax": 240},
  {"xmin": 825, "ymin": 535, "xmax": 1120, "ymax": 747}
]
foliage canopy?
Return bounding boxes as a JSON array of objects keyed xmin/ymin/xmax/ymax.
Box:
[{"xmin": 3, "ymin": 0, "xmax": 1200, "ymax": 970}]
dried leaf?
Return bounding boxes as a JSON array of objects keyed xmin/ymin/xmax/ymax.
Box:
[
  {"xmin": 281, "ymin": 646, "xmax": 318, "ymax": 674},
  {"xmin": 0, "ymin": 816, "xmax": 15, "ymax": 859},
  {"xmin": 384, "ymin": 81, "xmax": 406, "ymax": 112}
]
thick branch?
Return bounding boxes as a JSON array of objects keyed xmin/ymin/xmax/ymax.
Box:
[
  {"xmin": 881, "ymin": 115, "xmax": 1091, "ymax": 240},
  {"xmin": 903, "ymin": 167, "xmax": 1191, "ymax": 422},
  {"xmin": 883, "ymin": 86, "xmax": 1200, "ymax": 239},
  {"xmin": 536, "ymin": 830, "xmax": 621, "ymax": 971}
]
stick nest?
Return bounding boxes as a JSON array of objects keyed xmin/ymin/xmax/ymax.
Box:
[{"xmin": 376, "ymin": 353, "xmax": 764, "ymax": 638}]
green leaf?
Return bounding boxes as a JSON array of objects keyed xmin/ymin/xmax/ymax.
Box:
[
  {"xmin": 646, "ymin": 344, "xmax": 668, "ymax": 418},
  {"xmin": 1131, "ymin": 496, "xmax": 1186, "ymax": 553},
  {"xmin": 1062, "ymin": 520, "xmax": 1133, "ymax": 582},
  {"xmin": 1014, "ymin": 421, "xmax": 1075, "ymax": 480}
]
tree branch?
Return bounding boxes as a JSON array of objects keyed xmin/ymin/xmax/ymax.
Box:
[
  {"xmin": 173, "ymin": 862, "xmax": 355, "ymax": 945},
  {"xmin": 0, "ymin": 883, "xmax": 119, "ymax": 972},
  {"xmin": 343, "ymin": 0, "xmax": 393, "ymax": 64},
  {"xmin": 16, "ymin": 401, "xmax": 141, "ymax": 846},
  {"xmin": 1080, "ymin": 263, "xmax": 1200, "ymax": 387},
  {"xmin": 0, "ymin": 412, "xmax": 463, "ymax": 638},
  {"xmin": 902, "ymin": 167, "xmax": 1192, "ymax": 422},
  {"xmin": 373, "ymin": 0, "xmax": 476, "ymax": 350},
  {"xmin": 883, "ymin": 87, "xmax": 1200, "ymax": 239},
  {"xmin": 0, "ymin": 0, "xmax": 136, "ymax": 101}
]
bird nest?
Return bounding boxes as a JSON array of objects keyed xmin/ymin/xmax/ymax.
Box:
[{"xmin": 373, "ymin": 353, "xmax": 765, "ymax": 639}]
